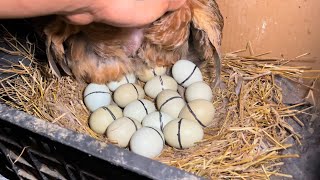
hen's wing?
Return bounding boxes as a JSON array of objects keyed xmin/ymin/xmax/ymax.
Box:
[
  {"xmin": 63, "ymin": 32, "xmax": 134, "ymax": 83},
  {"xmin": 138, "ymin": 3, "xmax": 192, "ymax": 67},
  {"xmin": 189, "ymin": 0, "xmax": 224, "ymax": 86},
  {"xmin": 44, "ymin": 17, "xmax": 143, "ymax": 83},
  {"xmin": 44, "ymin": 17, "xmax": 79, "ymax": 77}
]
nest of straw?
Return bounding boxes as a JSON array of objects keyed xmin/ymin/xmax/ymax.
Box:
[{"xmin": 0, "ymin": 28, "xmax": 318, "ymax": 179}]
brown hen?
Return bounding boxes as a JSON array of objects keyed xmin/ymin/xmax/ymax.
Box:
[{"xmin": 44, "ymin": 0, "xmax": 223, "ymax": 85}]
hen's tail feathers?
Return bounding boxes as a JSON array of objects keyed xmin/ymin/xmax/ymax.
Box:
[
  {"xmin": 188, "ymin": 0, "xmax": 224, "ymax": 88},
  {"xmin": 44, "ymin": 17, "xmax": 78, "ymax": 78},
  {"xmin": 212, "ymin": 49, "xmax": 221, "ymax": 87},
  {"xmin": 46, "ymin": 38, "xmax": 62, "ymax": 78}
]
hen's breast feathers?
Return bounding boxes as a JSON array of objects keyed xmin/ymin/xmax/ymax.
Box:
[
  {"xmin": 137, "ymin": 3, "xmax": 192, "ymax": 67},
  {"xmin": 140, "ymin": 0, "xmax": 224, "ymax": 86},
  {"xmin": 143, "ymin": 0, "xmax": 223, "ymax": 52},
  {"xmin": 44, "ymin": 20, "xmax": 145, "ymax": 83},
  {"xmin": 43, "ymin": 0, "xmax": 224, "ymax": 85},
  {"xmin": 144, "ymin": 4, "xmax": 192, "ymax": 50}
]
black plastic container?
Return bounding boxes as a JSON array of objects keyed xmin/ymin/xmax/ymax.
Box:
[{"xmin": 0, "ymin": 103, "xmax": 200, "ymax": 180}]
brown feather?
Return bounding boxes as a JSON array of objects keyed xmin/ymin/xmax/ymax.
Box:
[
  {"xmin": 138, "ymin": 2, "xmax": 192, "ymax": 67},
  {"xmin": 189, "ymin": 0, "xmax": 224, "ymax": 86},
  {"xmin": 44, "ymin": 17, "xmax": 145, "ymax": 83},
  {"xmin": 144, "ymin": 4, "xmax": 192, "ymax": 50},
  {"xmin": 42, "ymin": 0, "xmax": 224, "ymax": 85},
  {"xmin": 44, "ymin": 17, "xmax": 80, "ymax": 76},
  {"xmin": 64, "ymin": 32, "xmax": 136, "ymax": 83}
]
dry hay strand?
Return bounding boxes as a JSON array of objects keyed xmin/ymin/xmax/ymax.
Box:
[
  {"xmin": 156, "ymin": 51, "xmax": 317, "ymax": 179},
  {"xmin": 0, "ymin": 30, "xmax": 318, "ymax": 179},
  {"xmin": 0, "ymin": 28, "xmax": 104, "ymax": 141}
]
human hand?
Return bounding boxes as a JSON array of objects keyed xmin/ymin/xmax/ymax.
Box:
[
  {"xmin": 64, "ymin": 0, "xmax": 187, "ymax": 27},
  {"xmin": 0, "ymin": 0, "xmax": 186, "ymax": 27}
]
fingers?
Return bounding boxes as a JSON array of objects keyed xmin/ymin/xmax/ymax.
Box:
[
  {"xmin": 168, "ymin": 0, "xmax": 187, "ymax": 11},
  {"xmin": 63, "ymin": 0, "xmax": 187, "ymax": 26},
  {"xmin": 65, "ymin": 13, "xmax": 94, "ymax": 25}
]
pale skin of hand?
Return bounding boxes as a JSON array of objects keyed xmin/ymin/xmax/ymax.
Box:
[{"xmin": 0, "ymin": 0, "xmax": 186, "ymax": 27}]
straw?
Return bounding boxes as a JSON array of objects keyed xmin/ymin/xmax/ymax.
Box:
[{"xmin": 0, "ymin": 27, "xmax": 318, "ymax": 179}]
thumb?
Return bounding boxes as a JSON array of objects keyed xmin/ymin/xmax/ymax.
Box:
[{"xmin": 167, "ymin": 0, "xmax": 187, "ymax": 11}]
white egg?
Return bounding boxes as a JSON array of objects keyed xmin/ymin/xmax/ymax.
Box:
[
  {"xmin": 106, "ymin": 117, "xmax": 141, "ymax": 148},
  {"xmin": 123, "ymin": 99, "xmax": 156, "ymax": 122},
  {"xmin": 136, "ymin": 66, "xmax": 167, "ymax": 82},
  {"xmin": 185, "ymin": 81, "xmax": 213, "ymax": 102},
  {"xmin": 156, "ymin": 90, "xmax": 186, "ymax": 118},
  {"xmin": 144, "ymin": 75, "xmax": 178, "ymax": 99},
  {"xmin": 113, "ymin": 83, "xmax": 145, "ymax": 108},
  {"xmin": 179, "ymin": 99, "xmax": 216, "ymax": 127},
  {"xmin": 172, "ymin": 60, "xmax": 203, "ymax": 87},
  {"xmin": 130, "ymin": 127, "xmax": 164, "ymax": 158},
  {"xmin": 83, "ymin": 83, "xmax": 111, "ymax": 112},
  {"xmin": 163, "ymin": 118, "xmax": 204, "ymax": 149},
  {"xmin": 142, "ymin": 111, "xmax": 174, "ymax": 131},
  {"xmin": 107, "ymin": 73, "xmax": 136, "ymax": 91},
  {"xmin": 89, "ymin": 105, "xmax": 123, "ymax": 134}
]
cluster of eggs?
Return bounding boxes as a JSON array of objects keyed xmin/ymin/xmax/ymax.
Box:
[{"xmin": 83, "ymin": 60, "xmax": 217, "ymax": 158}]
